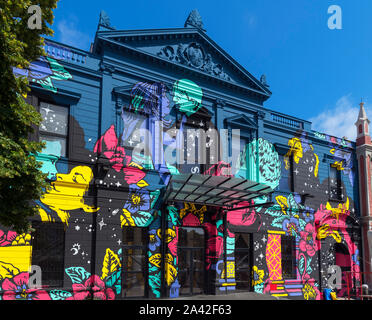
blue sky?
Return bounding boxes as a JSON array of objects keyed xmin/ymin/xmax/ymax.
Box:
[{"xmin": 49, "ymin": 0, "xmax": 372, "ymax": 140}]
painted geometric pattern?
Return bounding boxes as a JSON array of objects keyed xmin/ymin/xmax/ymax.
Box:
[{"xmin": 266, "ymin": 234, "xmax": 282, "ymax": 280}]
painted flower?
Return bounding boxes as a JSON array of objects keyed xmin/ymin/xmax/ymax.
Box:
[
  {"xmin": 252, "ymin": 266, "xmax": 265, "ymax": 286},
  {"xmin": 299, "ymin": 223, "xmax": 319, "ymax": 257},
  {"xmin": 11, "ymin": 233, "xmax": 31, "ymax": 246},
  {"xmin": 1, "ymin": 272, "xmax": 51, "ymax": 300},
  {"xmin": 282, "ymin": 217, "xmax": 300, "ymax": 237},
  {"xmin": 66, "ymin": 275, "xmax": 115, "ymax": 300},
  {"xmin": 149, "ymin": 229, "xmax": 161, "ymax": 251},
  {"xmin": 94, "ymin": 125, "xmax": 146, "ymax": 183},
  {"xmin": 302, "ymin": 281, "xmax": 318, "ymax": 300},
  {"xmin": 123, "ymin": 185, "xmax": 150, "ymax": 214},
  {"xmin": 0, "ymin": 229, "xmax": 17, "ymax": 246}
]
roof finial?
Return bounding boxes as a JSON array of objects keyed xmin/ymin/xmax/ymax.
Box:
[
  {"xmin": 98, "ymin": 10, "xmax": 115, "ymax": 30},
  {"xmin": 184, "ymin": 9, "xmax": 206, "ymax": 32}
]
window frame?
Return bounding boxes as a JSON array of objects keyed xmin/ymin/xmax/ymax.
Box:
[
  {"xmin": 281, "ymin": 235, "xmax": 296, "ymax": 280},
  {"xmin": 38, "ymin": 99, "xmax": 70, "ymax": 158},
  {"xmin": 30, "ymin": 221, "xmax": 66, "ymax": 288},
  {"xmin": 329, "ymin": 164, "xmax": 343, "ymax": 201},
  {"xmin": 278, "ymin": 153, "xmax": 294, "ymax": 193}
]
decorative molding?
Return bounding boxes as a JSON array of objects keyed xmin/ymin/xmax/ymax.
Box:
[
  {"xmin": 157, "ymin": 42, "xmax": 233, "ymax": 82},
  {"xmin": 99, "ymin": 61, "xmax": 116, "ymax": 75},
  {"xmin": 184, "ymin": 9, "xmax": 206, "ymax": 32}
]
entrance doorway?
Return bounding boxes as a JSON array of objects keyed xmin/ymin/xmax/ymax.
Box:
[
  {"xmin": 334, "ymin": 243, "xmax": 351, "ymax": 296},
  {"xmin": 235, "ymin": 233, "xmax": 253, "ymax": 291},
  {"xmin": 122, "ymin": 227, "xmax": 148, "ymax": 298},
  {"xmin": 178, "ymin": 227, "xmax": 205, "ymax": 296}
]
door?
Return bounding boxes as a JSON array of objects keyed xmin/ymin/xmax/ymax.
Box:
[
  {"xmin": 122, "ymin": 227, "xmax": 148, "ymax": 298},
  {"xmin": 178, "ymin": 227, "xmax": 205, "ymax": 296},
  {"xmin": 235, "ymin": 233, "xmax": 252, "ymax": 291}
]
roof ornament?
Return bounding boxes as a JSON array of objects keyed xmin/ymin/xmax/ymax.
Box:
[
  {"xmin": 98, "ymin": 10, "xmax": 115, "ymax": 30},
  {"xmin": 260, "ymin": 74, "xmax": 269, "ymax": 87},
  {"xmin": 184, "ymin": 9, "xmax": 206, "ymax": 32}
]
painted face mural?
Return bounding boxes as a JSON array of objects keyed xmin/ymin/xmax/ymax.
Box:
[{"xmin": 38, "ymin": 166, "xmax": 99, "ymax": 225}]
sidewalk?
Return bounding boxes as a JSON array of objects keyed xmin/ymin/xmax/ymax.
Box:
[{"xmin": 172, "ymin": 292, "xmax": 289, "ymax": 300}]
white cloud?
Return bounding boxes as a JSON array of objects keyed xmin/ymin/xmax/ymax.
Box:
[
  {"xmin": 57, "ymin": 18, "xmax": 91, "ymax": 51},
  {"xmin": 309, "ymin": 95, "xmax": 372, "ymax": 141}
]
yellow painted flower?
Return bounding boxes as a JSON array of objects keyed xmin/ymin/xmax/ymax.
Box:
[
  {"xmin": 11, "ymin": 233, "xmax": 31, "ymax": 246},
  {"xmin": 302, "ymin": 282, "xmax": 317, "ymax": 300},
  {"xmin": 252, "ymin": 266, "xmax": 265, "ymax": 286}
]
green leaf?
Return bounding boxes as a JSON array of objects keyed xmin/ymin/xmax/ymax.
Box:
[
  {"xmin": 65, "ymin": 267, "xmax": 91, "ymax": 284},
  {"xmin": 49, "ymin": 290, "xmax": 73, "ymax": 300}
]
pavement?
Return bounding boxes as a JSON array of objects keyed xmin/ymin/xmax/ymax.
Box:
[{"xmin": 171, "ymin": 292, "xmax": 289, "ymax": 300}]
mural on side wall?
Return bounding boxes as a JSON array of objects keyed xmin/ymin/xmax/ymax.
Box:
[{"xmin": 0, "ymin": 67, "xmax": 361, "ymax": 300}]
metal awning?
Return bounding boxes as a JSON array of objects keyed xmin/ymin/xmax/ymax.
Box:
[{"xmin": 164, "ymin": 174, "xmax": 273, "ymax": 208}]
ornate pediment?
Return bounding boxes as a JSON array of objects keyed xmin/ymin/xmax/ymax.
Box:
[
  {"xmin": 157, "ymin": 42, "xmax": 233, "ymax": 82},
  {"xmin": 93, "ymin": 28, "xmax": 271, "ymax": 99}
]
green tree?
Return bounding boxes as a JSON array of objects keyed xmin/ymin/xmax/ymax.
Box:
[{"xmin": 0, "ymin": 1, "xmax": 58, "ymax": 233}]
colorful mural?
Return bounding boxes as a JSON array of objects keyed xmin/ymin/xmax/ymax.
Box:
[{"xmin": 1, "ymin": 34, "xmax": 362, "ymax": 301}]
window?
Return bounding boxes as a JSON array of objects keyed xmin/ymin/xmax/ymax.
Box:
[
  {"xmin": 122, "ymin": 227, "xmax": 148, "ymax": 298},
  {"xmin": 281, "ymin": 235, "xmax": 296, "ymax": 279},
  {"xmin": 31, "ymin": 222, "xmax": 65, "ymax": 288},
  {"xmin": 329, "ymin": 165, "xmax": 342, "ymax": 200},
  {"xmin": 278, "ymin": 154, "xmax": 294, "ymax": 193},
  {"xmin": 121, "ymin": 109, "xmax": 152, "ymax": 169},
  {"xmin": 39, "ymin": 102, "xmax": 69, "ymax": 157}
]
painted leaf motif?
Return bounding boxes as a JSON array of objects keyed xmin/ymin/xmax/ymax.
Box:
[
  {"xmin": 120, "ymin": 208, "xmax": 136, "ymax": 227},
  {"xmin": 149, "ymin": 253, "xmax": 162, "ymax": 268},
  {"xmin": 0, "ymin": 261, "xmax": 20, "ymax": 281},
  {"xmin": 165, "ymin": 253, "xmax": 174, "ymax": 265},
  {"xmin": 149, "ymin": 272, "xmax": 161, "ymax": 289},
  {"xmin": 276, "ymin": 196, "xmax": 288, "ymax": 215},
  {"xmin": 137, "ymin": 180, "xmax": 149, "ymax": 188},
  {"xmin": 49, "ymin": 290, "xmax": 73, "ymax": 300},
  {"xmin": 102, "ymin": 248, "xmax": 121, "ymax": 280},
  {"xmin": 150, "ymin": 189, "xmax": 161, "ymax": 209},
  {"xmin": 165, "ymin": 228, "xmax": 176, "ymax": 243},
  {"xmin": 165, "ymin": 263, "xmax": 177, "ymax": 287},
  {"xmin": 298, "ymin": 254, "xmax": 305, "ymax": 276},
  {"xmin": 105, "ymin": 270, "xmax": 121, "ymax": 295},
  {"xmin": 65, "ymin": 267, "xmax": 91, "ymax": 284}
]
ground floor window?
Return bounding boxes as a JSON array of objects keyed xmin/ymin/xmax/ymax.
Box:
[
  {"xmin": 234, "ymin": 233, "xmax": 252, "ymax": 291},
  {"xmin": 281, "ymin": 235, "xmax": 296, "ymax": 279},
  {"xmin": 31, "ymin": 221, "xmax": 65, "ymax": 288},
  {"xmin": 122, "ymin": 227, "xmax": 148, "ymax": 298},
  {"xmin": 178, "ymin": 227, "xmax": 205, "ymax": 296}
]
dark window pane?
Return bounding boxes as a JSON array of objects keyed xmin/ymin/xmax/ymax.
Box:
[
  {"xmin": 31, "ymin": 222, "xmax": 65, "ymax": 288},
  {"xmin": 281, "ymin": 235, "xmax": 296, "ymax": 279},
  {"xmin": 279, "ymin": 154, "xmax": 293, "ymax": 192},
  {"xmin": 122, "ymin": 227, "xmax": 148, "ymax": 298}
]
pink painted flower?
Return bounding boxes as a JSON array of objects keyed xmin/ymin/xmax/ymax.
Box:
[
  {"xmin": 299, "ymin": 223, "xmax": 318, "ymax": 257},
  {"xmin": 1, "ymin": 272, "xmax": 51, "ymax": 300},
  {"xmin": 94, "ymin": 125, "xmax": 146, "ymax": 184},
  {"xmin": 67, "ymin": 275, "xmax": 115, "ymax": 300},
  {"xmin": 0, "ymin": 229, "xmax": 17, "ymax": 246},
  {"xmin": 94, "ymin": 125, "xmax": 131, "ymax": 172}
]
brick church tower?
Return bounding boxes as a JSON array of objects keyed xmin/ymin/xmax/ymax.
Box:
[{"xmin": 355, "ymin": 101, "xmax": 372, "ymax": 279}]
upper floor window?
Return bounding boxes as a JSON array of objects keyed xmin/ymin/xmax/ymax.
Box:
[
  {"xmin": 39, "ymin": 102, "xmax": 69, "ymax": 157},
  {"xmin": 278, "ymin": 154, "xmax": 294, "ymax": 193},
  {"xmin": 329, "ymin": 165, "xmax": 342, "ymax": 200}
]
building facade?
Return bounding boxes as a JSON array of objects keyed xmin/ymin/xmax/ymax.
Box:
[{"xmin": 0, "ymin": 10, "xmax": 364, "ymax": 300}]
